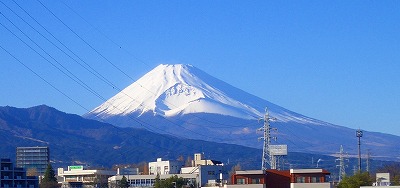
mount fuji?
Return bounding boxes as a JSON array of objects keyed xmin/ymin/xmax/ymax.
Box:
[{"xmin": 85, "ymin": 64, "xmax": 400, "ymax": 161}]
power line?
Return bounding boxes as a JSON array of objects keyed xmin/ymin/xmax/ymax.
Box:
[
  {"xmin": 0, "ymin": 11, "xmax": 107, "ymax": 103},
  {"xmin": 8, "ymin": 0, "xmax": 118, "ymax": 90},
  {"xmin": 0, "ymin": 44, "xmax": 228, "ymax": 158},
  {"xmin": 0, "ymin": 8, "xmax": 229, "ymax": 149},
  {"xmin": 59, "ymin": 0, "xmax": 151, "ymax": 69},
  {"xmin": 0, "ymin": 9, "xmax": 164, "ymax": 135},
  {"xmin": 4, "ymin": 0, "xmax": 325, "ymax": 154},
  {"xmin": 1, "ymin": 1, "xmax": 329, "ymax": 165},
  {"xmin": 0, "ymin": 44, "xmax": 89, "ymax": 112},
  {"xmin": 55, "ymin": 0, "xmax": 260, "ymax": 129},
  {"xmin": 35, "ymin": 0, "xmax": 136, "ymax": 82},
  {"xmin": 3, "ymin": 8, "xmax": 229, "ymax": 148},
  {"xmin": 2, "ymin": 1, "xmax": 223, "ymax": 142}
]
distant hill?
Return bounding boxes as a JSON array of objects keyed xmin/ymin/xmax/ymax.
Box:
[
  {"xmin": 0, "ymin": 105, "xmax": 262, "ymax": 168},
  {"xmin": 1, "ymin": 105, "xmax": 396, "ymax": 176},
  {"xmin": 85, "ymin": 64, "xmax": 400, "ymax": 161}
]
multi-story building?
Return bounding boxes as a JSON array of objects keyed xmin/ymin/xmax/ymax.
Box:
[
  {"xmin": 148, "ymin": 158, "xmax": 184, "ymax": 175},
  {"xmin": 231, "ymin": 169, "xmax": 332, "ymax": 188},
  {"xmin": 193, "ymin": 153, "xmax": 223, "ymax": 166},
  {"xmin": 108, "ymin": 173, "xmax": 197, "ymax": 188},
  {"xmin": 0, "ymin": 158, "xmax": 39, "ymax": 188},
  {"xmin": 109, "ymin": 165, "xmax": 228, "ymax": 188},
  {"xmin": 16, "ymin": 147, "xmax": 49, "ymax": 176},
  {"xmin": 57, "ymin": 165, "xmax": 116, "ymax": 188},
  {"xmin": 109, "ymin": 153, "xmax": 229, "ymax": 188}
]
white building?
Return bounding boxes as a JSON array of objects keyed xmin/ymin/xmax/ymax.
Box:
[
  {"xmin": 193, "ymin": 153, "xmax": 223, "ymax": 166},
  {"xmin": 57, "ymin": 165, "xmax": 116, "ymax": 188},
  {"xmin": 108, "ymin": 173, "xmax": 197, "ymax": 188},
  {"xmin": 360, "ymin": 172, "xmax": 400, "ymax": 188},
  {"xmin": 109, "ymin": 153, "xmax": 228, "ymax": 187},
  {"xmin": 108, "ymin": 165, "xmax": 228, "ymax": 188},
  {"xmin": 149, "ymin": 158, "xmax": 184, "ymax": 175}
]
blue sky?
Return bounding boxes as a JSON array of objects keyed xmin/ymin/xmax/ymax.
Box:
[{"xmin": 1, "ymin": 0, "xmax": 399, "ymax": 136}]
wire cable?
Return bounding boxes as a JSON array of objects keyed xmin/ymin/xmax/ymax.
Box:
[
  {"xmin": 0, "ymin": 44, "xmax": 89, "ymax": 112},
  {"xmin": 51, "ymin": 0, "xmax": 259, "ymax": 128}
]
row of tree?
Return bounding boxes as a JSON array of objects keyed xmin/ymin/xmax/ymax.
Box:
[
  {"xmin": 39, "ymin": 162, "xmax": 400, "ymax": 188},
  {"xmin": 337, "ymin": 163, "xmax": 400, "ymax": 188}
]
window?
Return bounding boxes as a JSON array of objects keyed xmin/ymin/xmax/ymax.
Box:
[
  {"xmin": 146, "ymin": 179, "xmax": 150, "ymax": 186},
  {"xmin": 237, "ymin": 178, "xmax": 245, "ymax": 184},
  {"xmin": 311, "ymin": 177, "xmax": 320, "ymax": 183},
  {"xmin": 296, "ymin": 177, "xmax": 305, "ymax": 183},
  {"xmin": 251, "ymin": 178, "xmax": 260, "ymax": 184}
]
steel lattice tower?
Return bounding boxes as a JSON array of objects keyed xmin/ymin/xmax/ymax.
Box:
[
  {"xmin": 336, "ymin": 145, "xmax": 347, "ymax": 182},
  {"xmin": 366, "ymin": 149, "xmax": 371, "ymax": 172},
  {"xmin": 258, "ymin": 108, "xmax": 277, "ymax": 170}
]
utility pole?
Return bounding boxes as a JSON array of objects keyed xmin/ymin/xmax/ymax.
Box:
[
  {"xmin": 356, "ymin": 129, "xmax": 363, "ymax": 172},
  {"xmin": 336, "ymin": 145, "xmax": 347, "ymax": 182},
  {"xmin": 258, "ymin": 108, "xmax": 277, "ymax": 170}
]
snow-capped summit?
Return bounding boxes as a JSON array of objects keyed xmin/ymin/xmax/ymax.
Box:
[
  {"xmin": 88, "ymin": 64, "xmax": 321, "ymax": 124},
  {"xmin": 89, "ymin": 64, "xmax": 257, "ymax": 119},
  {"xmin": 85, "ymin": 64, "xmax": 400, "ymax": 160}
]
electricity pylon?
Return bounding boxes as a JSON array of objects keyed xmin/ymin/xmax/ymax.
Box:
[
  {"xmin": 258, "ymin": 108, "xmax": 277, "ymax": 170},
  {"xmin": 366, "ymin": 149, "xmax": 371, "ymax": 172},
  {"xmin": 336, "ymin": 145, "xmax": 348, "ymax": 182}
]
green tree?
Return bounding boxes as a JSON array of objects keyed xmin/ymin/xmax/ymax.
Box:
[
  {"xmin": 154, "ymin": 175, "xmax": 188, "ymax": 188},
  {"xmin": 154, "ymin": 174, "xmax": 162, "ymax": 188},
  {"xmin": 337, "ymin": 172, "xmax": 373, "ymax": 188},
  {"xmin": 40, "ymin": 163, "xmax": 58, "ymax": 188},
  {"xmin": 118, "ymin": 175, "xmax": 130, "ymax": 188}
]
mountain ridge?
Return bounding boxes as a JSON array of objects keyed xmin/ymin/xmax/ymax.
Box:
[
  {"xmin": 0, "ymin": 105, "xmax": 261, "ymax": 168},
  {"xmin": 1, "ymin": 105, "xmax": 397, "ymax": 173},
  {"xmin": 87, "ymin": 64, "xmax": 322, "ymax": 124},
  {"xmin": 85, "ymin": 64, "xmax": 400, "ymax": 161}
]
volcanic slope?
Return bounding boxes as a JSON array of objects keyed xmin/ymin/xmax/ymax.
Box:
[{"xmin": 85, "ymin": 64, "xmax": 400, "ymax": 161}]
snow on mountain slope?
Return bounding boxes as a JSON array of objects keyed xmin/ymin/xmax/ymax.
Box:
[
  {"xmin": 85, "ymin": 64, "xmax": 400, "ymax": 160},
  {"xmin": 88, "ymin": 64, "xmax": 324, "ymax": 125}
]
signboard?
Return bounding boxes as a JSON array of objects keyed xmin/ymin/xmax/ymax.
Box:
[
  {"xmin": 68, "ymin": 166, "xmax": 83, "ymax": 171},
  {"xmin": 269, "ymin": 145, "xmax": 288, "ymax": 156}
]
